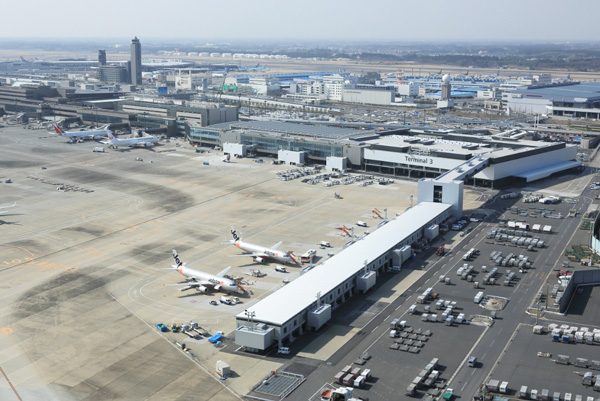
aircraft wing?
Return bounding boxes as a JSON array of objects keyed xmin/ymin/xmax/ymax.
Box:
[
  {"xmin": 175, "ymin": 279, "xmax": 215, "ymax": 289},
  {"xmin": 0, "ymin": 202, "xmax": 16, "ymax": 210},
  {"xmin": 270, "ymin": 241, "xmax": 283, "ymax": 250},
  {"xmin": 233, "ymin": 252, "xmax": 266, "ymax": 258},
  {"xmin": 216, "ymin": 266, "xmax": 231, "ymax": 278}
]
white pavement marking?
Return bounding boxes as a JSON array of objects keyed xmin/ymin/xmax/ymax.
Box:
[{"xmin": 447, "ymin": 326, "xmax": 489, "ymax": 389}]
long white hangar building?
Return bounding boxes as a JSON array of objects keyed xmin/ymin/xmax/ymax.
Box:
[{"xmin": 234, "ymin": 201, "xmax": 453, "ymax": 352}]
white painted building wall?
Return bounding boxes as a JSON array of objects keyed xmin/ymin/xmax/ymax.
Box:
[
  {"xmin": 364, "ymin": 148, "xmax": 465, "ymax": 170},
  {"xmin": 278, "ymin": 150, "xmax": 306, "ymax": 165}
]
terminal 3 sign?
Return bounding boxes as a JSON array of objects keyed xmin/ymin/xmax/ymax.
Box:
[
  {"xmin": 364, "ymin": 148, "xmax": 463, "ymax": 170},
  {"xmin": 404, "ymin": 155, "xmax": 434, "ymax": 165}
]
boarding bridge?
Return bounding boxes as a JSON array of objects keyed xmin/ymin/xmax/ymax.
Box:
[
  {"xmin": 418, "ymin": 154, "xmax": 491, "ymax": 218},
  {"xmin": 435, "ymin": 154, "xmax": 491, "ymax": 183}
]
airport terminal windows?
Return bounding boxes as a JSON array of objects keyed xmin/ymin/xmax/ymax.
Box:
[
  {"xmin": 239, "ymin": 132, "xmax": 343, "ymax": 158},
  {"xmin": 189, "ymin": 127, "xmax": 220, "ymax": 143}
]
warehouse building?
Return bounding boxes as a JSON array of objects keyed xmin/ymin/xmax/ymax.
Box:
[
  {"xmin": 341, "ymin": 87, "xmax": 395, "ymax": 105},
  {"xmin": 235, "ymin": 201, "xmax": 453, "ymax": 352},
  {"xmin": 505, "ymin": 82, "xmax": 600, "ymax": 119}
]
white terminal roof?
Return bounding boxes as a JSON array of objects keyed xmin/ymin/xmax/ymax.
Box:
[
  {"xmin": 363, "ymin": 134, "xmax": 549, "ymax": 158},
  {"xmin": 237, "ymin": 202, "xmax": 451, "ymax": 326},
  {"xmin": 365, "ymin": 135, "xmax": 491, "ymax": 156}
]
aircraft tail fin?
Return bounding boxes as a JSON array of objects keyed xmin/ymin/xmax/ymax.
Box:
[
  {"xmin": 53, "ymin": 124, "xmax": 63, "ymax": 135},
  {"xmin": 172, "ymin": 249, "xmax": 183, "ymax": 267},
  {"xmin": 230, "ymin": 228, "xmax": 240, "ymax": 242}
]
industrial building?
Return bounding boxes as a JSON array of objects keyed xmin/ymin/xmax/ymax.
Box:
[
  {"xmin": 505, "ymin": 82, "xmax": 600, "ymax": 119},
  {"xmin": 187, "ymin": 121, "xmax": 580, "ymax": 187},
  {"xmin": 235, "ymin": 201, "xmax": 453, "ymax": 351},
  {"xmin": 97, "ymin": 65, "xmax": 129, "ymax": 84},
  {"xmin": 341, "ymin": 87, "xmax": 394, "ymax": 105}
]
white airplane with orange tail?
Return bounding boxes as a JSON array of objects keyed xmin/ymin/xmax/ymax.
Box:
[
  {"xmin": 51, "ymin": 123, "xmax": 111, "ymax": 141},
  {"xmin": 169, "ymin": 250, "xmax": 247, "ymax": 295},
  {"xmin": 230, "ymin": 229, "xmax": 301, "ymax": 266}
]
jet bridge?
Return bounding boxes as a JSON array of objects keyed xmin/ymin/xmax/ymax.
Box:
[{"xmin": 417, "ymin": 154, "xmax": 491, "ymax": 218}]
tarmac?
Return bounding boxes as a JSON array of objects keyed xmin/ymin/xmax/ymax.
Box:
[{"xmin": 0, "ymin": 125, "xmax": 486, "ymax": 400}]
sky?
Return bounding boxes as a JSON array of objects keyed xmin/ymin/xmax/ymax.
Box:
[{"xmin": 0, "ymin": 0, "xmax": 599, "ymax": 42}]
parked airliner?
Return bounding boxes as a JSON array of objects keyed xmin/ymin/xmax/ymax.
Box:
[
  {"xmin": 169, "ymin": 250, "xmax": 246, "ymax": 295},
  {"xmin": 230, "ymin": 229, "xmax": 300, "ymax": 266}
]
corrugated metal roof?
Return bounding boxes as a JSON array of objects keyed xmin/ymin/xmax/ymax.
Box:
[
  {"xmin": 236, "ymin": 202, "xmax": 451, "ymax": 326},
  {"xmin": 515, "ymin": 160, "xmax": 581, "ymax": 182},
  {"xmin": 516, "ymin": 82, "xmax": 600, "ymax": 102},
  {"xmin": 207, "ymin": 120, "xmax": 369, "ymax": 139}
]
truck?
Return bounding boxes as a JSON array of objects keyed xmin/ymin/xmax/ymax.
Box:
[
  {"xmin": 300, "ymin": 249, "xmax": 317, "ymax": 264},
  {"xmin": 220, "ymin": 296, "xmax": 233, "ymax": 305},
  {"xmin": 442, "ymin": 388, "xmax": 454, "ymax": 401},
  {"xmin": 320, "ymin": 387, "xmax": 365, "ymax": 401},
  {"xmin": 519, "ymin": 386, "xmax": 528, "ymax": 399},
  {"xmin": 499, "ymin": 382, "xmax": 509, "ymax": 394},
  {"xmin": 474, "ymin": 291, "xmax": 484, "ymax": 304}
]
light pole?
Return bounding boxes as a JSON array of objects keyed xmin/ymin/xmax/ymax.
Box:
[{"xmin": 244, "ymin": 309, "xmax": 256, "ymax": 331}]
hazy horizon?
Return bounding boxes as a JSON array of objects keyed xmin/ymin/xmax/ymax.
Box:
[{"xmin": 1, "ymin": 0, "xmax": 599, "ymax": 42}]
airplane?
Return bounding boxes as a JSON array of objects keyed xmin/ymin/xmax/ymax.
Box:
[
  {"xmin": 230, "ymin": 229, "xmax": 301, "ymax": 266},
  {"xmin": 168, "ymin": 250, "xmax": 246, "ymax": 295},
  {"xmin": 104, "ymin": 131, "xmax": 159, "ymax": 149},
  {"xmin": 52, "ymin": 123, "xmax": 111, "ymax": 142}
]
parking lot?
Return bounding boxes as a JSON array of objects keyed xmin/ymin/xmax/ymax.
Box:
[{"xmin": 487, "ymin": 324, "xmax": 600, "ymax": 400}]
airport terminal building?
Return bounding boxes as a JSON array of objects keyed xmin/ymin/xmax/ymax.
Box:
[
  {"xmin": 188, "ymin": 121, "xmax": 580, "ymax": 187},
  {"xmin": 235, "ymin": 202, "xmax": 453, "ymax": 351}
]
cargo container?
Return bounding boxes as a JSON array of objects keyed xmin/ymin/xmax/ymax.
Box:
[
  {"xmin": 334, "ymin": 371, "xmax": 345, "ymax": 383},
  {"xmin": 487, "ymin": 379, "xmax": 500, "ymax": 392},
  {"xmin": 353, "ymin": 375, "xmax": 365, "ymax": 388},
  {"xmin": 342, "ymin": 374, "xmax": 355, "ymax": 386}
]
